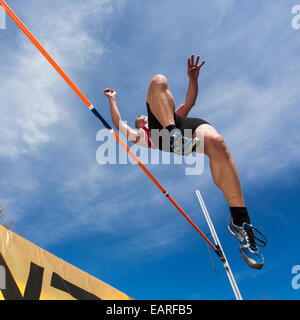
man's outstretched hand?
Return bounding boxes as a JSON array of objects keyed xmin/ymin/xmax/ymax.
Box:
[
  {"xmin": 104, "ymin": 88, "xmax": 117, "ymax": 100},
  {"xmin": 187, "ymin": 55, "xmax": 205, "ymax": 82}
]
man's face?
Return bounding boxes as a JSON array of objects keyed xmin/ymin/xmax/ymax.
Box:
[{"xmin": 136, "ymin": 115, "xmax": 148, "ymax": 128}]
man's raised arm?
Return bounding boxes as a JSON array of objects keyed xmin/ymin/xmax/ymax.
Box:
[
  {"xmin": 176, "ymin": 55, "xmax": 205, "ymax": 118},
  {"xmin": 104, "ymin": 89, "xmax": 140, "ymax": 143}
]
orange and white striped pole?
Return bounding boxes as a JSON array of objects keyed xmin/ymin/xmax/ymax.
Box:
[{"xmin": 0, "ymin": 0, "xmax": 223, "ymax": 259}]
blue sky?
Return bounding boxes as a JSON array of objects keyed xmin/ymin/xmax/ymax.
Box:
[{"xmin": 0, "ymin": 0, "xmax": 300, "ymax": 300}]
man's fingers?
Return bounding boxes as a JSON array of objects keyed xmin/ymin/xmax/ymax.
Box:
[
  {"xmin": 196, "ymin": 61, "xmax": 205, "ymax": 69},
  {"xmin": 104, "ymin": 89, "xmax": 117, "ymax": 98},
  {"xmin": 188, "ymin": 58, "xmax": 191, "ymax": 67},
  {"xmin": 188, "ymin": 55, "xmax": 205, "ymax": 72}
]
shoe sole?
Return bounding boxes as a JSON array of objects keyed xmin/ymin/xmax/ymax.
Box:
[
  {"xmin": 240, "ymin": 248, "xmax": 264, "ymax": 270},
  {"xmin": 228, "ymin": 225, "xmax": 264, "ymax": 270}
]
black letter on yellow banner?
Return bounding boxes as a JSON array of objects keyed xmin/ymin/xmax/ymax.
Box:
[
  {"xmin": 0, "ymin": 253, "xmax": 43, "ymax": 300},
  {"xmin": 50, "ymin": 272, "xmax": 101, "ymax": 300}
]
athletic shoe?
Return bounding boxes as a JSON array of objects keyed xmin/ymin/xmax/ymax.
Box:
[
  {"xmin": 170, "ymin": 130, "xmax": 201, "ymax": 155},
  {"xmin": 228, "ymin": 219, "xmax": 267, "ymax": 270}
]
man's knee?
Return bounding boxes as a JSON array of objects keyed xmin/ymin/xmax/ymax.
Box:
[
  {"xmin": 205, "ymin": 133, "xmax": 230, "ymax": 159},
  {"xmin": 150, "ymin": 74, "xmax": 168, "ymax": 90}
]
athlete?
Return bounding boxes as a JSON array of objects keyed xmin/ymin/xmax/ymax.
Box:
[{"xmin": 104, "ymin": 55, "xmax": 266, "ymax": 269}]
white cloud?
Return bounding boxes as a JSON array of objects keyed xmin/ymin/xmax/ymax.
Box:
[
  {"xmin": 0, "ymin": 0, "xmax": 127, "ymax": 233},
  {"xmin": 0, "ymin": 0, "xmax": 125, "ymax": 159}
]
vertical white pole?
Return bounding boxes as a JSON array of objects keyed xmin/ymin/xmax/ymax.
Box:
[
  {"xmin": 195, "ymin": 190, "xmax": 243, "ymax": 300},
  {"xmin": 0, "ymin": 5, "xmax": 6, "ymax": 30},
  {"xmin": 0, "ymin": 265, "xmax": 5, "ymax": 290}
]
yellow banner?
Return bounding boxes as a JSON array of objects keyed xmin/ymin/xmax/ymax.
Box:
[{"xmin": 0, "ymin": 225, "xmax": 132, "ymax": 300}]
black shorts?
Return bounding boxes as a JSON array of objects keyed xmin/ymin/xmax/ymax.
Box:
[{"xmin": 146, "ymin": 102, "xmax": 210, "ymax": 151}]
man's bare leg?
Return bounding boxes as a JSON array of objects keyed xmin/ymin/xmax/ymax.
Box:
[
  {"xmin": 147, "ymin": 74, "xmax": 176, "ymax": 128},
  {"xmin": 195, "ymin": 124, "xmax": 245, "ymax": 207},
  {"xmin": 146, "ymin": 74, "xmax": 200, "ymax": 155},
  {"xmin": 195, "ymin": 125, "xmax": 267, "ymax": 269}
]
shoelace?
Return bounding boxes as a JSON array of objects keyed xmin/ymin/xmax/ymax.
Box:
[{"xmin": 242, "ymin": 224, "xmax": 267, "ymax": 251}]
